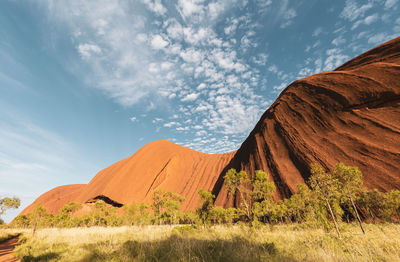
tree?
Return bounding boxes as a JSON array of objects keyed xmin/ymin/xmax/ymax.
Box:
[
  {"xmin": 165, "ymin": 195, "xmax": 185, "ymax": 224},
  {"xmin": 273, "ymin": 200, "xmax": 289, "ymax": 223},
  {"xmin": 0, "ymin": 197, "xmax": 20, "ymax": 219},
  {"xmin": 287, "ymin": 184, "xmax": 317, "ymax": 223},
  {"xmin": 123, "ymin": 202, "xmax": 139, "ymax": 226},
  {"xmin": 386, "ymin": 190, "xmax": 400, "ymax": 221},
  {"xmin": 309, "ymin": 164, "xmax": 342, "ymax": 238},
  {"xmin": 152, "ymin": 189, "xmax": 169, "ymax": 224},
  {"xmin": 332, "ymin": 163, "xmax": 365, "ymax": 234},
  {"xmin": 152, "ymin": 189, "xmax": 185, "ymax": 224},
  {"xmin": 197, "ymin": 189, "xmax": 215, "ymax": 226},
  {"xmin": 252, "ymin": 170, "xmax": 276, "ymax": 224},
  {"xmin": 30, "ymin": 204, "xmax": 47, "ymax": 234},
  {"xmin": 89, "ymin": 200, "xmax": 110, "ymax": 226},
  {"xmin": 252, "ymin": 170, "xmax": 276, "ymax": 202},
  {"xmin": 224, "ymin": 169, "xmax": 252, "ymax": 220},
  {"xmin": 57, "ymin": 202, "xmax": 82, "ymax": 228},
  {"xmin": 138, "ymin": 203, "xmax": 150, "ymax": 225},
  {"xmin": 11, "ymin": 214, "xmax": 30, "ymax": 228}
]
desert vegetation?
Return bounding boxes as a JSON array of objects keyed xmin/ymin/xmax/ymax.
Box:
[
  {"xmin": 0, "ymin": 196, "xmax": 20, "ymax": 225},
  {"xmin": 4, "ymin": 163, "xmax": 400, "ymax": 261},
  {"xmin": 10, "ymin": 163, "xmax": 400, "ymax": 231},
  {"xmin": 3, "ymin": 223, "xmax": 400, "ymax": 261}
]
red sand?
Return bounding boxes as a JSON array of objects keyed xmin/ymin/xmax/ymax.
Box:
[
  {"xmin": 0, "ymin": 237, "xmax": 19, "ymax": 262},
  {"xmin": 20, "ymin": 36, "xmax": 400, "ymax": 215}
]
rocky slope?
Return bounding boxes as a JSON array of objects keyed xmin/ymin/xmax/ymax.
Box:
[
  {"xmin": 21, "ymin": 184, "xmax": 85, "ymax": 215},
  {"xmin": 215, "ymin": 36, "xmax": 400, "ymax": 207},
  {"xmin": 20, "ymin": 36, "xmax": 400, "ymax": 215},
  {"xmin": 21, "ymin": 141, "xmax": 235, "ymax": 214}
]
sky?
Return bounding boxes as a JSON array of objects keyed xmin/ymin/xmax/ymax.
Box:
[{"xmin": 1, "ymin": 0, "xmax": 399, "ymax": 222}]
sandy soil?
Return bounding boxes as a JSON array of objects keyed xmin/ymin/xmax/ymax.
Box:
[{"xmin": 0, "ymin": 237, "xmax": 19, "ymax": 262}]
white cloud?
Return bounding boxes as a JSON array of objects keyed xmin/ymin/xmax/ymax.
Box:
[
  {"xmin": 252, "ymin": 53, "xmax": 268, "ymax": 66},
  {"xmin": 176, "ymin": 126, "xmax": 189, "ymax": 131},
  {"xmin": 36, "ymin": 0, "xmax": 286, "ymax": 154},
  {"xmin": 279, "ymin": 0, "xmax": 297, "ymax": 28},
  {"xmin": 142, "ymin": 0, "xmax": 167, "ymax": 15},
  {"xmin": 368, "ymin": 33, "xmax": 389, "ymax": 44},
  {"xmin": 181, "ymin": 93, "xmax": 200, "ymax": 102},
  {"xmin": 385, "ymin": 0, "xmax": 398, "ymax": 9},
  {"xmin": 164, "ymin": 121, "xmax": 179, "ymax": 127},
  {"xmin": 224, "ymin": 18, "xmax": 238, "ymax": 35},
  {"xmin": 340, "ymin": 0, "xmax": 373, "ymax": 22},
  {"xmin": 77, "ymin": 43, "xmax": 101, "ymax": 59},
  {"xmin": 151, "ymin": 34, "xmax": 169, "ymax": 49},
  {"xmin": 136, "ymin": 33, "xmax": 148, "ymax": 42},
  {"xmin": 324, "ymin": 48, "xmax": 350, "ymax": 71},
  {"xmin": 268, "ymin": 65, "xmax": 278, "ymax": 73},
  {"xmin": 351, "ymin": 13, "xmax": 379, "ymax": 30},
  {"xmin": 152, "ymin": 117, "xmax": 163, "ymax": 123},
  {"xmin": 200, "ymin": 95, "xmax": 265, "ymax": 135},
  {"xmin": 196, "ymin": 130, "xmax": 207, "ymax": 136},
  {"xmin": 148, "ymin": 63, "xmax": 159, "ymax": 73},
  {"xmin": 312, "ymin": 27, "xmax": 323, "ymax": 37},
  {"xmin": 212, "ymin": 49, "xmax": 245, "ymax": 72},
  {"xmin": 332, "ymin": 35, "xmax": 346, "ymax": 46},
  {"xmin": 207, "ymin": 2, "xmax": 225, "ymax": 20},
  {"xmin": 176, "ymin": 0, "xmax": 205, "ymax": 18},
  {"xmin": 130, "ymin": 116, "xmax": 137, "ymax": 122},
  {"xmin": 179, "ymin": 48, "xmax": 203, "ymax": 64},
  {"xmin": 256, "ymin": 0, "xmax": 272, "ymax": 13},
  {"xmin": 165, "ymin": 19, "xmax": 183, "ymax": 39},
  {"xmin": 273, "ymin": 82, "xmax": 288, "ymax": 91},
  {"xmin": 183, "ymin": 27, "xmax": 214, "ymax": 45},
  {"xmin": 161, "ymin": 62, "xmax": 173, "ymax": 70},
  {"xmin": 197, "ymin": 83, "xmax": 207, "ymax": 90},
  {"xmin": 364, "ymin": 13, "xmax": 378, "ymax": 25}
]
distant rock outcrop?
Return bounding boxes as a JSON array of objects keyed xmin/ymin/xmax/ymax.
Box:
[{"xmin": 20, "ymin": 37, "xmax": 400, "ymax": 215}]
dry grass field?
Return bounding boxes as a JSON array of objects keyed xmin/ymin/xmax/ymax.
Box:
[{"xmin": 0, "ymin": 223, "xmax": 398, "ymax": 261}]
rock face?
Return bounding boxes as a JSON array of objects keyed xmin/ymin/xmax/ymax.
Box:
[
  {"xmin": 74, "ymin": 140, "xmax": 235, "ymax": 211},
  {"xmin": 20, "ymin": 37, "xmax": 400, "ymax": 215},
  {"xmin": 20, "ymin": 141, "xmax": 235, "ymax": 214},
  {"xmin": 214, "ymin": 36, "xmax": 400, "ymax": 207},
  {"xmin": 21, "ymin": 184, "xmax": 85, "ymax": 215}
]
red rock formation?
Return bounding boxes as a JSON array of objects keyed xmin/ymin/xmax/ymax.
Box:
[
  {"xmin": 20, "ymin": 184, "xmax": 85, "ymax": 215},
  {"xmin": 20, "ymin": 37, "xmax": 400, "ymax": 215},
  {"xmin": 215, "ymin": 36, "xmax": 400, "ymax": 207},
  {"xmin": 74, "ymin": 140, "xmax": 235, "ymax": 211}
]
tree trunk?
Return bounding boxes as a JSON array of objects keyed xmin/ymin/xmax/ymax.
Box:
[
  {"xmin": 239, "ymin": 190, "xmax": 251, "ymax": 221},
  {"xmin": 32, "ymin": 216, "xmax": 39, "ymax": 236},
  {"xmin": 325, "ymin": 198, "xmax": 341, "ymax": 239},
  {"xmin": 349, "ymin": 194, "xmax": 365, "ymax": 234},
  {"xmin": 368, "ymin": 209, "xmax": 375, "ymax": 224}
]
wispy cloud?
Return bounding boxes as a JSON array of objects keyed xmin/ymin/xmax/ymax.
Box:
[
  {"xmin": 36, "ymin": 0, "xmax": 293, "ymax": 153},
  {"xmin": 340, "ymin": 0, "xmax": 373, "ymax": 22},
  {"xmin": 0, "ymin": 109, "xmax": 93, "ymax": 222},
  {"xmin": 34, "ymin": 0, "xmax": 399, "ymax": 154}
]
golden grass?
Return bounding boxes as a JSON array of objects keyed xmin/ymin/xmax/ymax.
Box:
[
  {"xmin": 10, "ymin": 223, "xmax": 400, "ymax": 262},
  {"xmin": 0, "ymin": 228, "xmax": 30, "ymax": 243}
]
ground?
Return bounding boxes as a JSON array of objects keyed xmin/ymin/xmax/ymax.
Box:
[{"xmin": 1, "ymin": 224, "xmax": 400, "ymax": 261}]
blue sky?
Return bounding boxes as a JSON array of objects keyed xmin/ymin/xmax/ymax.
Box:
[{"xmin": 1, "ymin": 0, "xmax": 399, "ymax": 222}]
